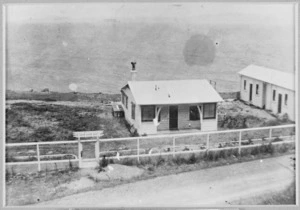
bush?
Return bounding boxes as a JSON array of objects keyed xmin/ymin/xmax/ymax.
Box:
[
  {"xmin": 155, "ymin": 156, "xmax": 165, "ymax": 166},
  {"xmin": 188, "ymin": 153, "xmax": 197, "ymax": 164},
  {"xmin": 273, "ymin": 137, "xmax": 283, "ymax": 142},
  {"xmin": 250, "ymin": 146, "xmax": 260, "ymax": 156},
  {"xmin": 172, "ymin": 156, "xmax": 187, "ymax": 165},
  {"xmin": 121, "ymin": 158, "xmax": 137, "ymax": 166},
  {"xmin": 277, "ymin": 143, "xmax": 289, "ymax": 153},
  {"xmin": 31, "ymin": 127, "xmax": 56, "ymax": 141}
]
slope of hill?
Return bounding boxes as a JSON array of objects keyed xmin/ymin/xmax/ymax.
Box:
[{"xmin": 6, "ymin": 21, "xmax": 294, "ymax": 93}]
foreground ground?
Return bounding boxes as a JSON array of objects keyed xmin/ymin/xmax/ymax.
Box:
[{"xmin": 36, "ymin": 154, "xmax": 295, "ymax": 207}]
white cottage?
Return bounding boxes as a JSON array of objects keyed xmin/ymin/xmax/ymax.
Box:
[
  {"xmin": 120, "ymin": 75, "xmax": 223, "ymax": 135},
  {"xmin": 238, "ymin": 65, "xmax": 295, "ymax": 121}
]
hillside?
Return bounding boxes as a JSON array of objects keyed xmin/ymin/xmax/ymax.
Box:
[{"xmin": 6, "ymin": 21, "xmax": 294, "ymax": 93}]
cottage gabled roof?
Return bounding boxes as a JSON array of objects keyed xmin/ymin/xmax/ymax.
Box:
[
  {"xmin": 238, "ymin": 65, "xmax": 295, "ymax": 91},
  {"xmin": 122, "ymin": 79, "xmax": 223, "ymax": 105}
]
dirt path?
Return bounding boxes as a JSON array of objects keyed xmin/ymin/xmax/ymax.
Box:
[{"xmin": 36, "ymin": 155, "xmax": 294, "ymax": 207}]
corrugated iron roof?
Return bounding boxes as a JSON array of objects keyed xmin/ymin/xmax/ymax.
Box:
[
  {"xmin": 238, "ymin": 65, "xmax": 295, "ymax": 91},
  {"xmin": 124, "ymin": 79, "xmax": 223, "ymax": 105}
]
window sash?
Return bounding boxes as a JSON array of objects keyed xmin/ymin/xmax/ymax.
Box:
[
  {"xmin": 189, "ymin": 106, "xmax": 200, "ymax": 121},
  {"xmin": 203, "ymin": 103, "xmax": 216, "ymax": 119},
  {"xmin": 141, "ymin": 105, "xmax": 155, "ymax": 122},
  {"xmin": 244, "ymin": 80, "xmax": 247, "ymax": 90},
  {"xmin": 273, "ymin": 90, "xmax": 276, "ymax": 101}
]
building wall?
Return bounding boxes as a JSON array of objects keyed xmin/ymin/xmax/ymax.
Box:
[
  {"xmin": 122, "ymin": 88, "xmax": 219, "ymax": 134},
  {"xmin": 121, "ymin": 87, "xmax": 141, "ymax": 131},
  {"xmin": 268, "ymin": 84, "xmax": 295, "ymax": 121},
  {"xmin": 156, "ymin": 104, "xmax": 218, "ymax": 132},
  {"xmin": 240, "ymin": 75, "xmax": 264, "ymax": 108},
  {"xmin": 240, "ymin": 76, "xmax": 295, "ymax": 121}
]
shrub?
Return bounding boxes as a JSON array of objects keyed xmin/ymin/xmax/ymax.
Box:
[
  {"xmin": 219, "ymin": 149, "xmax": 226, "ymax": 159},
  {"xmin": 155, "ymin": 156, "xmax": 165, "ymax": 166},
  {"xmin": 273, "ymin": 137, "xmax": 283, "ymax": 142},
  {"xmin": 241, "ymin": 148, "xmax": 251, "ymax": 157},
  {"xmin": 266, "ymin": 143, "xmax": 274, "ymax": 154},
  {"xmin": 206, "ymin": 151, "xmax": 214, "ymax": 161},
  {"xmin": 172, "ymin": 156, "xmax": 187, "ymax": 165},
  {"xmin": 277, "ymin": 143, "xmax": 289, "ymax": 153},
  {"xmin": 31, "ymin": 127, "xmax": 56, "ymax": 141},
  {"xmin": 250, "ymin": 146, "xmax": 260, "ymax": 156},
  {"xmin": 44, "ymin": 98, "xmax": 57, "ymax": 102},
  {"xmin": 121, "ymin": 158, "xmax": 137, "ymax": 166},
  {"xmin": 188, "ymin": 153, "xmax": 197, "ymax": 164}
]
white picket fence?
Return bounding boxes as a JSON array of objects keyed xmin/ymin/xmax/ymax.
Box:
[{"xmin": 5, "ymin": 124, "xmax": 296, "ymax": 171}]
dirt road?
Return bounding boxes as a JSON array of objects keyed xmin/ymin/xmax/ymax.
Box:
[{"xmin": 37, "ymin": 155, "xmax": 295, "ymax": 207}]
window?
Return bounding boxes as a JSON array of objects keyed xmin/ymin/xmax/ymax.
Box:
[
  {"xmin": 121, "ymin": 92, "xmax": 124, "ymax": 105},
  {"xmin": 203, "ymin": 103, "xmax": 216, "ymax": 119},
  {"xmin": 189, "ymin": 106, "xmax": 200, "ymax": 121},
  {"xmin": 141, "ymin": 105, "xmax": 155, "ymax": 122},
  {"xmin": 273, "ymin": 90, "xmax": 276, "ymax": 101},
  {"xmin": 285, "ymin": 94, "xmax": 288, "ymax": 105},
  {"xmin": 244, "ymin": 80, "xmax": 247, "ymax": 90},
  {"xmin": 256, "ymin": 84, "xmax": 259, "ymax": 95},
  {"xmin": 125, "ymin": 95, "xmax": 128, "ymax": 109},
  {"xmin": 131, "ymin": 103, "xmax": 135, "ymax": 119}
]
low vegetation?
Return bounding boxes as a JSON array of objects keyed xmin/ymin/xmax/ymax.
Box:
[
  {"xmin": 6, "ymin": 102, "xmax": 131, "ymax": 143},
  {"xmin": 5, "ymin": 141, "xmax": 295, "ymax": 206}
]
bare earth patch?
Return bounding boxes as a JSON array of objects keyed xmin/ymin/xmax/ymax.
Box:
[
  {"xmin": 219, "ymin": 100, "xmax": 276, "ymax": 121},
  {"xmin": 58, "ymin": 177, "xmax": 95, "ymax": 192},
  {"xmin": 83, "ymin": 164, "xmax": 145, "ymax": 181}
]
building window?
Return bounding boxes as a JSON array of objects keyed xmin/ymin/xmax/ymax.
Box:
[
  {"xmin": 203, "ymin": 103, "xmax": 216, "ymax": 119},
  {"xmin": 244, "ymin": 80, "xmax": 247, "ymax": 90},
  {"xmin": 256, "ymin": 84, "xmax": 259, "ymax": 95},
  {"xmin": 273, "ymin": 90, "xmax": 276, "ymax": 101},
  {"xmin": 285, "ymin": 94, "xmax": 288, "ymax": 105},
  {"xmin": 189, "ymin": 106, "xmax": 200, "ymax": 121},
  {"xmin": 131, "ymin": 103, "xmax": 135, "ymax": 119},
  {"xmin": 141, "ymin": 105, "xmax": 155, "ymax": 122}
]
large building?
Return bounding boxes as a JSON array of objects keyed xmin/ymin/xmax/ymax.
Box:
[
  {"xmin": 238, "ymin": 65, "xmax": 295, "ymax": 121},
  {"xmin": 120, "ymin": 65, "xmax": 223, "ymax": 135}
]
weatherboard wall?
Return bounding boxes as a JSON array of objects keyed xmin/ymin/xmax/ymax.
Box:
[
  {"xmin": 240, "ymin": 75, "xmax": 295, "ymax": 121},
  {"xmin": 240, "ymin": 75, "xmax": 264, "ymax": 108},
  {"xmin": 268, "ymin": 84, "xmax": 295, "ymax": 121}
]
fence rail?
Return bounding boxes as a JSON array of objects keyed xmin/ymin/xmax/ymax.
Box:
[{"xmin": 5, "ymin": 124, "xmax": 296, "ymax": 172}]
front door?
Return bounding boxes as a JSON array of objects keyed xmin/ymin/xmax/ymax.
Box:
[
  {"xmin": 278, "ymin": 94, "xmax": 282, "ymax": 113},
  {"xmin": 249, "ymin": 84, "xmax": 253, "ymax": 101},
  {"xmin": 169, "ymin": 106, "xmax": 178, "ymax": 130}
]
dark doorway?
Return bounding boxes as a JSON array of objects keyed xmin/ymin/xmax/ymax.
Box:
[
  {"xmin": 278, "ymin": 94, "xmax": 282, "ymax": 113},
  {"xmin": 169, "ymin": 106, "xmax": 178, "ymax": 130},
  {"xmin": 249, "ymin": 84, "xmax": 253, "ymax": 101}
]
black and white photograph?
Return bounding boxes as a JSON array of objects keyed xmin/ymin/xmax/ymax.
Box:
[{"xmin": 2, "ymin": 1, "xmax": 299, "ymax": 208}]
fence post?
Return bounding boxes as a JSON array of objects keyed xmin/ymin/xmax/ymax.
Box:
[
  {"xmin": 238, "ymin": 131, "xmax": 242, "ymax": 155},
  {"xmin": 173, "ymin": 137, "xmax": 176, "ymax": 158},
  {"xmin": 36, "ymin": 144, "xmax": 41, "ymax": 172},
  {"xmin": 269, "ymin": 128, "xmax": 272, "ymax": 141},
  {"xmin": 137, "ymin": 138, "xmax": 140, "ymax": 162},
  {"xmin": 95, "ymin": 137, "xmax": 100, "ymax": 162},
  {"xmin": 78, "ymin": 137, "xmax": 82, "ymax": 168}
]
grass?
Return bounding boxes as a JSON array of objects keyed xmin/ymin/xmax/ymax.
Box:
[{"xmin": 6, "ymin": 102, "xmax": 131, "ymax": 143}]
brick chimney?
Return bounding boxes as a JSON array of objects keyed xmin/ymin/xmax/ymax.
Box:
[{"xmin": 131, "ymin": 61, "xmax": 137, "ymax": 81}]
